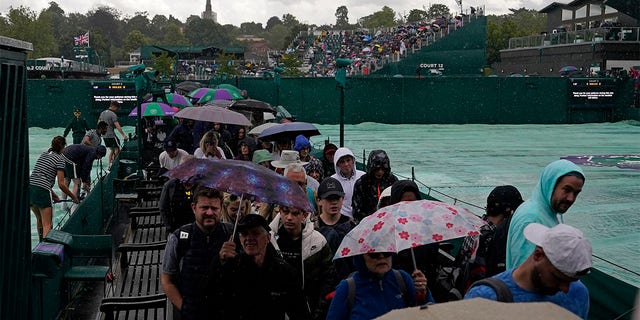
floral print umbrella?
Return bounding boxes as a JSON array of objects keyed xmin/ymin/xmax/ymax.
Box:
[
  {"xmin": 334, "ymin": 200, "xmax": 484, "ymax": 260},
  {"xmin": 165, "ymin": 158, "xmax": 315, "ymax": 214}
]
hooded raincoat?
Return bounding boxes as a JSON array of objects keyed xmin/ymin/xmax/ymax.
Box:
[
  {"xmin": 330, "ymin": 148, "xmax": 365, "ymax": 218},
  {"xmin": 326, "ymin": 255, "xmax": 418, "ymax": 320},
  {"xmin": 506, "ymin": 160, "xmax": 585, "ymax": 268},
  {"xmin": 352, "ymin": 150, "xmax": 398, "ymax": 221}
]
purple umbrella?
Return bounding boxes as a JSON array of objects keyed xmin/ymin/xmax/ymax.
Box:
[
  {"xmin": 146, "ymin": 93, "xmax": 193, "ymax": 108},
  {"xmin": 165, "ymin": 158, "xmax": 315, "ymax": 213},
  {"xmin": 128, "ymin": 102, "xmax": 177, "ymax": 117},
  {"xmin": 173, "ymin": 105, "xmax": 251, "ymax": 126}
]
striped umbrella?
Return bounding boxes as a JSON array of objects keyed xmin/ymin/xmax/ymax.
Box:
[{"xmin": 128, "ymin": 102, "xmax": 178, "ymax": 117}]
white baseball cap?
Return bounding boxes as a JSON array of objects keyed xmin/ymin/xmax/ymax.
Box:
[{"xmin": 524, "ymin": 223, "xmax": 592, "ymax": 278}]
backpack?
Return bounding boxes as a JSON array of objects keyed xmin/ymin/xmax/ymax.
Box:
[
  {"xmin": 468, "ymin": 278, "xmax": 513, "ymax": 302},
  {"xmin": 346, "ymin": 269, "xmax": 410, "ymax": 311}
]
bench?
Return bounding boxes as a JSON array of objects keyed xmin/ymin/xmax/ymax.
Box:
[
  {"xmin": 100, "ymin": 293, "xmax": 167, "ymax": 320},
  {"xmin": 44, "ymin": 231, "xmax": 114, "ymax": 299}
]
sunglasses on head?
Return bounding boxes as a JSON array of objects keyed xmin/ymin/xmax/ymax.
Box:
[{"xmin": 366, "ymin": 252, "xmax": 393, "ymax": 259}]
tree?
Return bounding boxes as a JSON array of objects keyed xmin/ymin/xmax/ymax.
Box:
[
  {"xmin": 426, "ymin": 4, "xmax": 450, "ymax": 19},
  {"xmin": 151, "ymin": 51, "xmax": 174, "ymax": 77},
  {"xmin": 123, "ymin": 30, "xmax": 149, "ymax": 52},
  {"xmin": 264, "ymin": 24, "xmax": 289, "ymax": 50},
  {"xmin": 335, "ymin": 6, "xmax": 349, "ymax": 27},
  {"xmin": 215, "ymin": 53, "xmax": 240, "ymax": 76},
  {"xmin": 127, "ymin": 12, "xmax": 151, "ymax": 36},
  {"xmin": 265, "ymin": 16, "xmax": 282, "ymax": 31},
  {"xmin": 88, "ymin": 6, "xmax": 123, "ymax": 46},
  {"xmin": 485, "ymin": 8, "xmax": 546, "ymax": 65},
  {"xmin": 3, "ymin": 6, "xmax": 57, "ymax": 58},
  {"xmin": 241, "ymin": 21, "xmax": 264, "ymax": 34},
  {"xmin": 407, "ymin": 9, "xmax": 428, "ymax": 22},
  {"xmin": 359, "ymin": 6, "xmax": 396, "ymax": 28},
  {"xmin": 161, "ymin": 23, "xmax": 189, "ymax": 45},
  {"xmin": 281, "ymin": 13, "xmax": 299, "ymax": 28},
  {"xmin": 279, "ymin": 53, "xmax": 303, "ymax": 76},
  {"xmin": 184, "ymin": 17, "xmax": 233, "ymax": 46}
]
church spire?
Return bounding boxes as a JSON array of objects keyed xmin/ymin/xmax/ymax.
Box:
[{"xmin": 201, "ymin": 0, "xmax": 217, "ymax": 23}]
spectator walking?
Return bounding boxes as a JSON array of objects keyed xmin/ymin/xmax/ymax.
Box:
[
  {"xmin": 507, "ymin": 160, "xmax": 585, "ymax": 268},
  {"xmin": 465, "ymin": 223, "xmax": 592, "ymax": 319}
]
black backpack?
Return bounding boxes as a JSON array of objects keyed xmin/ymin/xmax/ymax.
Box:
[{"xmin": 468, "ymin": 277, "xmax": 513, "ymax": 302}]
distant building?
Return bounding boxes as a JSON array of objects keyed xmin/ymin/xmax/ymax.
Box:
[
  {"xmin": 493, "ymin": 0, "xmax": 639, "ymax": 76},
  {"xmin": 202, "ymin": 0, "xmax": 217, "ymax": 23}
]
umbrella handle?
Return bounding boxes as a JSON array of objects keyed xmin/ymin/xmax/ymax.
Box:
[
  {"xmin": 230, "ymin": 193, "xmax": 244, "ymax": 241},
  {"xmin": 411, "ymin": 247, "xmax": 418, "ymax": 271}
]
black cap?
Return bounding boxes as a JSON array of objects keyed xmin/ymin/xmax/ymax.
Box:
[
  {"xmin": 486, "ymin": 185, "xmax": 524, "ymax": 217},
  {"xmin": 237, "ymin": 214, "xmax": 271, "ymax": 232},
  {"xmin": 318, "ymin": 177, "xmax": 345, "ymax": 199},
  {"xmin": 164, "ymin": 140, "xmax": 177, "ymax": 151},
  {"xmin": 73, "ymin": 108, "xmax": 81, "ymax": 113}
]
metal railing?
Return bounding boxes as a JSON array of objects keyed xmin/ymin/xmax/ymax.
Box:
[{"xmin": 508, "ymin": 26, "xmax": 640, "ymax": 49}]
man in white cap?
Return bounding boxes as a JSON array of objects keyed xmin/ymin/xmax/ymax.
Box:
[{"xmin": 464, "ymin": 223, "xmax": 592, "ymax": 319}]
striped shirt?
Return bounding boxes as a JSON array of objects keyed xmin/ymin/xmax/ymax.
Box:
[{"xmin": 29, "ymin": 151, "xmax": 65, "ymax": 190}]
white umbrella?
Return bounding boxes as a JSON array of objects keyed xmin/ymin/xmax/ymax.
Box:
[{"xmin": 173, "ymin": 105, "xmax": 251, "ymax": 126}]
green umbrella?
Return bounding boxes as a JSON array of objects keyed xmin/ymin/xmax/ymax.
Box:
[
  {"xmin": 216, "ymin": 84, "xmax": 245, "ymax": 98},
  {"xmin": 128, "ymin": 102, "xmax": 177, "ymax": 117},
  {"xmin": 198, "ymin": 88, "xmax": 244, "ymax": 104}
]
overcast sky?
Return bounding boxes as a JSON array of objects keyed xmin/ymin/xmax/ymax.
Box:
[{"xmin": 1, "ymin": 0, "xmax": 548, "ymax": 26}]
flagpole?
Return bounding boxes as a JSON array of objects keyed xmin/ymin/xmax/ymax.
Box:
[{"xmin": 87, "ymin": 31, "xmax": 90, "ymax": 47}]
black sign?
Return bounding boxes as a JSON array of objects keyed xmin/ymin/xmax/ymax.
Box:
[
  {"xmin": 569, "ymin": 78, "xmax": 617, "ymax": 104},
  {"xmin": 91, "ymin": 81, "xmax": 137, "ymax": 110}
]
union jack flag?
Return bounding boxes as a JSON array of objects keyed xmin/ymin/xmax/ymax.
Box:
[{"xmin": 74, "ymin": 32, "xmax": 89, "ymax": 46}]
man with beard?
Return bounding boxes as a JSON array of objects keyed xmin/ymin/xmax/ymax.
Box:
[
  {"xmin": 507, "ymin": 160, "xmax": 585, "ymax": 268},
  {"xmin": 161, "ymin": 187, "xmax": 235, "ymax": 320},
  {"xmin": 465, "ymin": 223, "xmax": 591, "ymax": 319}
]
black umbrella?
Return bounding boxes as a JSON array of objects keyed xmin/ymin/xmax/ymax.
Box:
[
  {"xmin": 175, "ymin": 81, "xmax": 203, "ymax": 95},
  {"xmin": 258, "ymin": 122, "xmax": 320, "ymax": 141},
  {"xmin": 229, "ymin": 99, "xmax": 275, "ymax": 112}
]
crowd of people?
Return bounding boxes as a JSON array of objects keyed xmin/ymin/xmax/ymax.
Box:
[
  {"xmin": 286, "ymin": 13, "xmax": 478, "ymax": 78},
  {"xmin": 31, "ymin": 99, "xmax": 595, "ymax": 319},
  {"xmin": 149, "ymin": 112, "xmax": 594, "ymax": 320}
]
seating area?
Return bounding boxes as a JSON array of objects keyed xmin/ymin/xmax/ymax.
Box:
[
  {"xmin": 285, "ymin": 13, "xmax": 482, "ymax": 77},
  {"xmin": 98, "ymin": 176, "xmax": 169, "ymax": 320}
]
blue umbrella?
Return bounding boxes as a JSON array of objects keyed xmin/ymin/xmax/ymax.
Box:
[{"xmin": 258, "ymin": 122, "xmax": 320, "ymax": 141}]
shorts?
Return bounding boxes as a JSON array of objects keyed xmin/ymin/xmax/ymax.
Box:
[
  {"xmin": 64, "ymin": 162, "xmax": 79, "ymax": 179},
  {"xmin": 30, "ymin": 185, "xmax": 52, "ymax": 208},
  {"xmin": 104, "ymin": 137, "xmax": 120, "ymax": 148}
]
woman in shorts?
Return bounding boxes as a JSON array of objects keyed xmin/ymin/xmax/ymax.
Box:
[{"xmin": 29, "ymin": 136, "xmax": 79, "ymax": 240}]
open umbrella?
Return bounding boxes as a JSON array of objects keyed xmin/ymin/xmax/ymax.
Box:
[
  {"xmin": 204, "ymin": 99, "xmax": 234, "ymax": 108},
  {"xmin": 377, "ymin": 298, "xmax": 580, "ymax": 320},
  {"xmin": 197, "ymin": 88, "xmax": 244, "ymax": 104},
  {"xmin": 258, "ymin": 122, "xmax": 320, "ymax": 141},
  {"xmin": 215, "ymin": 84, "xmax": 244, "ymax": 97},
  {"xmin": 128, "ymin": 102, "xmax": 177, "ymax": 117},
  {"xmin": 166, "ymin": 158, "xmax": 315, "ymax": 214},
  {"xmin": 559, "ymin": 66, "xmax": 578, "ymax": 74},
  {"xmin": 173, "ymin": 105, "xmax": 251, "ymax": 126},
  {"xmin": 334, "ymin": 200, "xmax": 484, "ymax": 261},
  {"xmin": 175, "ymin": 81, "xmax": 203, "ymax": 95},
  {"xmin": 229, "ymin": 99, "xmax": 274, "ymax": 112},
  {"xmin": 248, "ymin": 122, "xmax": 280, "ymax": 136},
  {"xmin": 146, "ymin": 93, "xmax": 193, "ymax": 108}
]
